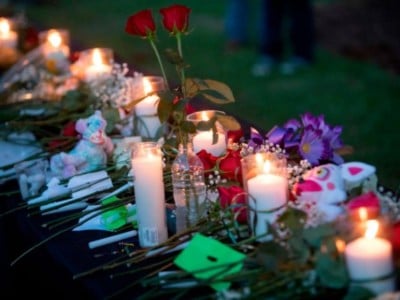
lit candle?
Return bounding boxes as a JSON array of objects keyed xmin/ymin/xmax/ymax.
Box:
[
  {"xmin": 247, "ymin": 155, "xmax": 287, "ymax": 241},
  {"xmin": 344, "ymin": 220, "xmax": 395, "ymax": 295},
  {"xmin": 84, "ymin": 48, "xmax": 112, "ymax": 82},
  {"xmin": 192, "ymin": 111, "xmax": 227, "ymax": 156},
  {"xmin": 135, "ymin": 77, "xmax": 162, "ymax": 139},
  {"xmin": 130, "ymin": 142, "xmax": 168, "ymax": 247},
  {"xmin": 0, "ymin": 17, "xmax": 17, "ymax": 49},
  {"xmin": 40, "ymin": 29, "xmax": 70, "ymax": 73},
  {"xmin": 192, "ymin": 130, "xmax": 226, "ymax": 157}
]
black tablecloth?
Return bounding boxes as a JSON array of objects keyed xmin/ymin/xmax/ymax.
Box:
[{"xmin": 0, "ymin": 179, "xmax": 159, "ymax": 299}]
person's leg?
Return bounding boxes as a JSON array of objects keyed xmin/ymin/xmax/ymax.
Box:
[
  {"xmin": 252, "ymin": 0, "xmax": 284, "ymax": 76},
  {"xmin": 288, "ymin": 0, "xmax": 315, "ymax": 62},
  {"xmin": 224, "ymin": 0, "xmax": 249, "ymax": 50}
]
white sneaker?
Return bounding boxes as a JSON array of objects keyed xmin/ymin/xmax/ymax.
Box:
[
  {"xmin": 280, "ymin": 57, "xmax": 311, "ymax": 75},
  {"xmin": 251, "ymin": 56, "xmax": 277, "ymax": 77}
]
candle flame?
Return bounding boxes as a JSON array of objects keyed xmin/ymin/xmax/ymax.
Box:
[
  {"xmin": 143, "ymin": 77, "xmax": 152, "ymax": 95},
  {"xmin": 92, "ymin": 49, "xmax": 105, "ymax": 66},
  {"xmin": 201, "ymin": 111, "xmax": 209, "ymax": 121},
  {"xmin": 0, "ymin": 18, "xmax": 10, "ymax": 35},
  {"xmin": 358, "ymin": 207, "xmax": 368, "ymax": 221},
  {"xmin": 365, "ymin": 219, "xmax": 379, "ymax": 239},
  {"xmin": 48, "ymin": 30, "xmax": 62, "ymax": 48},
  {"xmin": 335, "ymin": 239, "xmax": 346, "ymax": 253},
  {"xmin": 263, "ymin": 160, "xmax": 271, "ymax": 174}
]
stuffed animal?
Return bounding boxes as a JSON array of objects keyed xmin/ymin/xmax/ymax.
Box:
[
  {"xmin": 292, "ymin": 162, "xmax": 376, "ymax": 225},
  {"xmin": 50, "ymin": 110, "xmax": 114, "ymax": 179}
]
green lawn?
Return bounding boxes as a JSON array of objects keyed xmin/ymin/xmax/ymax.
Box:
[{"xmin": 20, "ymin": 0, "xmax": 400, "ymax": 190}]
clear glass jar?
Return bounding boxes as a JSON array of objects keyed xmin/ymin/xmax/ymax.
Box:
[{"xmin": 171, "ymin": 143, "xmax": 207, "ymax": 234}]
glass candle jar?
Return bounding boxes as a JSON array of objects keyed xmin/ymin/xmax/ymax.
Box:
[{"xmin": 240, "ymin": 152, "xmax": 288, "ymax": 242}]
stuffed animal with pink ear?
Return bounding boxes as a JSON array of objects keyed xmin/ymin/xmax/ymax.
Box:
[
  {"xmin": 50, "ymin": 110, "xmax": 114, "ymax": 179},
  {"xmin": 292, "ymin": 162, "xmax": 376, "ymax": 225}
]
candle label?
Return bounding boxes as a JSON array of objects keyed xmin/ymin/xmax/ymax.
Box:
[{"xmin": 141, "ymin": 227, "xmax": 160, "ymax": 246}]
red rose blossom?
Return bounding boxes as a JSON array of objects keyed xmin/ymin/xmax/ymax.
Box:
[
  {"xmin": 218, "ymin": 149, "xmax": 242, "ymax": 183},
  {"xmin": 217, "ymin": 185, "xmax": 247, "ymax": 223},
  {"xmin": 390, "ymin": 221, "xmax": 400, "ymax": 253},
  {"xmin": 196, "ymin": 149, "xmax": 218, "ymax": 176},
  {"xmin": 125, "ymin": 9, "xmax": 156, "ymax": 37},
  {"xmin": 159, "ymin": 4, "xmax": 191, "ymax": 34},
  {"xmin": 227, "ymin": 129, "xmax": 244, "ymax": 143}
]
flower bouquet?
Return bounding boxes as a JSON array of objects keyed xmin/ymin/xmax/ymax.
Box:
[{"xmin": 0, "ymin": 3, "xmax": 399, "ymax": 300}]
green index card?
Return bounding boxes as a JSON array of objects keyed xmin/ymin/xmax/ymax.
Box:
[{"xmin": 174, "ymin": 233, "xmax": 246, "ymax": 291}]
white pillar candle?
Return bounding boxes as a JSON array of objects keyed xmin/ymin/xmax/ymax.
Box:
[
  {"xmin": 345, "ymin": 220, "xmax": 395, "ymax": 295},
  {"xmin": 0, "ymin": 18, "xmax": 17, "ymax": 49},
  {"xmin": 131, "ymin": 142, "xmax": 168, "ymax": 247},
  {"xmin": 84, "ymin": 48, "xmax": 112, "ymax": 82},
  {"xmin": 247, "ymin": 157, "xmax": 287, "ymax": 241},
  {"xmin": 192, "ymin": 130, "xmax": 226, "ymax": 157},
  {"xmin": 135, "ymin": 77, "xmax": 162, "ymax": 139}
]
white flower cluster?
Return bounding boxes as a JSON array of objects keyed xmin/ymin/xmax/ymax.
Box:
[{"xmin": 89, "ymin": 63, "xmax": 143, "ymax": 110}]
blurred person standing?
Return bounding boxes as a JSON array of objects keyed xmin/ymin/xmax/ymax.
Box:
[
  {"xmin": 224, "ymin": 0, "xmax": 249, "ymax": 52},
  {"xmin": 252, "ymin": 0, "xmax": 315, "ymax": 76}
]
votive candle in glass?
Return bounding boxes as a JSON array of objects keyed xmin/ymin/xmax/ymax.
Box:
[
  {"xmin": 241, "ymin": 152, "xmax": 288, "ymax": 242},
  {"xmin": 344, "ymin": 219, "xmax": 395, "ymax": 296},
  {"xmin": 0, "ymin": 17, "xmax": 17, "ymax": 49},
  {"xmin": 186, "ymin": 110, "xmax": 227, "ymax": 156},
  {"xmin": 81, "ymin": 47, "xmax": 113, "ymax": 82}
]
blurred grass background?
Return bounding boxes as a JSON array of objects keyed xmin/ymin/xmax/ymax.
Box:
[{"xmin": 16, "ymin": 0, "xmax": 400, "ymax": 190}]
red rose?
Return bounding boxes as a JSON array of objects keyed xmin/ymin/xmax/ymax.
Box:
[
  {"xmin": 48, "ymin": 121, "xmax": 78, "ymax": 150},
  {"xmin": 227, "ymin": 129, "xmax": 244, "ymax": 144},
  {"xmin": 62, "ymin": 121, "xmax": 78, "ymax": 137},
  {"xmin": 159, "ymin": 4, "xmax": 191, "ymax": 34},
  {"xmin": 217, "ymin": 185, "xmax": 247, "ymax": 223},
  {"xmin": 390, "ymin": 221, "xmax": 400, "ymax": 253},
  {"xmin": 346, "ymin": 191, "xmax": 380, "ymax": 219},
  {"xmin": 125, "ymin": 9, "xmax": 156, "ymax": 37},
  {"xmin": 218, "ymin": 149, "xmax": 242, "ymax": 183},
  {"xmin": 196, "ymin": 149, "xmax": 218, "ymax": 176}
]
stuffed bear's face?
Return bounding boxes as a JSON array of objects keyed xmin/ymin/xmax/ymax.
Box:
[{"xmin": 76, "ymin": 111, "xmax": 107, "ymax": 145}]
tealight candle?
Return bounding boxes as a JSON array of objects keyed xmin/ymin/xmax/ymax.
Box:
[
  {"xmin": 188, "ymin": 111, "xmax": 227, "ymax": 156},
  {"xmin": 344, "ymin": 219, "xmax": 395, "ymax": 295},
  {"xmin": 130, "ymin": 142, "xmax": 168, "ymax": 248},
  {"xmin": 241, "ymin": 153, "xmax": 287, "ymax": 242},
  {"xmin": 135, "ymin": 76, "xmax": 163, "ymax": 139},
  {"xmin": 83, "ymin": 48, "xmax": 113, "ymax": 82},
  {"xmin": 0, "ymin": 17, "xmax": 17, "ymax": 49},
  {"xmin": 192, "ymin": 130, "xmax": 226, "ymax": 156},
  {"xmin": 39, "ymin": 29, "xmax": 70, "ymax": 73}
]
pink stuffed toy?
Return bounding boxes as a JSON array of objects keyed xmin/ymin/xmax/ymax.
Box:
[
  {"xmin": 50, "ymin": 110, "xmax": 114, "ymax": 179},
  {"xmin": 292, "ymin": 162, "xmax": 376, "ymax": 225}
]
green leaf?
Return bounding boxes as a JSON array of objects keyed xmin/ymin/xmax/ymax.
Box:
[
  {"xmin": 164, "ymin": 48, "xmax": 184, "ymax": 66},
  {"xmin": 277, "ymin": 206, "xmax": 307, "ymax": 234},
  {"xmin": 216, "ymin": 114, "xmax": 241, "ymax": 131},
  {"xmin": 101, "ymin": 107, "xmax": 120, "ymax": 134},
  {"xmin": 302, "ymin": 224, "xmax": 336, "ymax": 249},
  {"xmin": 157, "ymin": 96, "xmax": 174, "ymax": 123},
  {"xmin": 315, "ymin": 252, "xmax": 348, "ymax": 289},
  {"xmin": 184, "ymin": 78, "xmax": 235, "ymax": 104},
  {"xmin": 254, "ymin": 241, "xmax": 288, "ymax": 272},
  {"xmin": 343, "ymin": 285, "xmax": 374, "ymax": 300}
]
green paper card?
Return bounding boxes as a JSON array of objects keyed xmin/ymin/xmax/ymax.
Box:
[
  {"xmin": 101, "ymin": 196, "xmax": 128, "ymax": 230},
  {"xmin": 174, "ymin": 233, "xmax": 246, "ymax": 291}
]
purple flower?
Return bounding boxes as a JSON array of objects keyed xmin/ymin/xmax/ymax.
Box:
[{"xmin": 298, "ymin": 128, "xmax": 328, "ymax": 165}]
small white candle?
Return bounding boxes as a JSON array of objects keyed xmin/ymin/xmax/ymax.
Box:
[
  {"xmin": 192, "ymin": 130, "xmax": 226, "ymax": 157},
  {"xmin": 131, "ymin": 143, "xmax": 168, "ymax": 247},
  {"xmin": 247, "ymin": 156, "xmax": 287, "ymax": 241},
  {"xmin": 0, "ymin": 18, "xmax": 17, "ymax": 49},
  {"xmin": 135, "ymin": 77, "xmax": 162, "ymax": 138},
  {"xmin": 84, "ymin": 48, "xmax": 112, "ymax": 82},
  {"xmin": 345, "ymin": 220, "xmax": 395, "ymax": 295}
]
